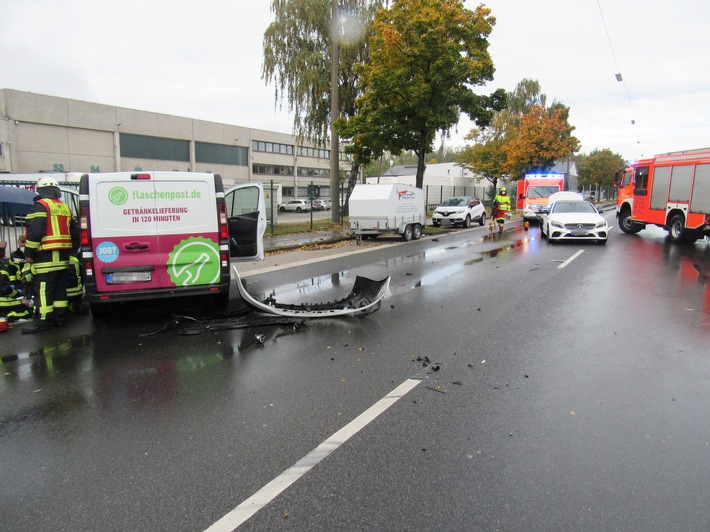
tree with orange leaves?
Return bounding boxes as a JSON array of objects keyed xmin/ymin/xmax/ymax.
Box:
[{"xmin": 502, "ymin": 103, "xmax": 580, "ymax": 179}]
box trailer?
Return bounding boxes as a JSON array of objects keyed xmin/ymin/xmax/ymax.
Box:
[{"xmin": 348, "ymin": 183, "xmax": 426, "ymax": 243}]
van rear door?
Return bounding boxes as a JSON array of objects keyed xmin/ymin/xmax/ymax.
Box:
[
  {"xmin": 88, "ymin": 172, "xmax": 221, "ymax": 293},
  {"xmin": 225, "ymin": 182, "xmax": 266, "ymax": 261}
]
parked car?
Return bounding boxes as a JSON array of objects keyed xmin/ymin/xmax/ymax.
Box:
[
  {"xmin": 540, "ymin": 199, "xmax": 609, "ymax": 244},
  {"xmin": 311, "ymin": 199, "xmax": 327, "ymax": 211},
  {"xmin": 279, "ymin": 199, "xmax": 312, "ymax": 212},
  {"xmin": 319, "ymin": 199, "xmax": 332, "ymax": 210},
  {"xmin": 431, "ymin": 196, "xmax": 486, "ymax": 228}
]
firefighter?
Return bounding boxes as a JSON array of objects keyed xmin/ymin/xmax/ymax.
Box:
[
  {"xmin": 11, "ymin": 234, "xmax": 27, "ymax": 266},
  {"xmin": 66, "ymin": 254, "xmax": 88, "ymax": 314},
  {"xmin": 492, "ymin": 187, "xmax": 511, "ymax": 233},
  {"xmin": 21, "ymin": 177, "xmax": 78, "ymax": 334},
  {"xmin": 0, "ymin": 241, "xmax": 32, "ymax": 321}
]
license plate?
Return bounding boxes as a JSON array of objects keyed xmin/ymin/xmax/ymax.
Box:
[
  {"xmin": 571, "ymin": 229, "xmax": 589, "ymax": 236},
  {"xmin": 106, "ymin": 272, "xmax": 152, "ymax": 284}
]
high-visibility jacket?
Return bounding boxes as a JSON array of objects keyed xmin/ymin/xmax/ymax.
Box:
[
  {"xmin": 25, "ymin": 197, "xmax": 75, "ymax": 274},
  {"xmin": 493, "ymin": 193, "xmax": 511, "ymax": 213}
]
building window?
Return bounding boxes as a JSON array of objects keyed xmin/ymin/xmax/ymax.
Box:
[
  {"xmin": 120, "ymin": 133, "xmax": 189, "ymax": 162},
  {"xmin": 252, "ymin": 140, "xmax": 294, "ymax": 156},
  {"xmin": 297, "ymin": 146, "xmax": 330, "ymax": 159},
  {"xmin": 297, "ymin": 167, "xmax": 330, "ymax": 178},
  {"xmin": 252, "ymin": 164, "xmax": 294, "ymax": 176},
  {"xmin": 282, "ymin": 187, "xmax": 295, "ymax": 197},
  {"xmin": 0, "ymin": 143, "xmax": 4, "ymax": 157},
  {"xmin": 196, "ymin": 142, "xmax": 248, "ymax": 166}
]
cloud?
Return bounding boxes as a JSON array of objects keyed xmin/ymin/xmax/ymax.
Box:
[{"xmin": 2, "ymin": 0, "xmax": 709, "ymax": 162}]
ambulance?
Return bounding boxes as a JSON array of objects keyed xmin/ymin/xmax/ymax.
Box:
[{"xmin": 79, "ymin": 172, "xmax": 265, "ymax": 316}]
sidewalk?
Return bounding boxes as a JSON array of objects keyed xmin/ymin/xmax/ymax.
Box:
[{"xmin": 263, "ymin": 227, "xmax": 353, "ymax": 252}]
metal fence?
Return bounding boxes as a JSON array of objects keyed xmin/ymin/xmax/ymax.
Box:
[{"xmin": 422, "ymin": 185, "xmax": 491, "ymax": 210}]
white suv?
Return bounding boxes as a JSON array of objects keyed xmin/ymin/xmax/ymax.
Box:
[
  {"xmin": 279, "ymin": 200, "xmax": 312, "ymax": 212},
  {"xmin": 432, "ymin": 196, "xmax": 486, "ymax": 228}
]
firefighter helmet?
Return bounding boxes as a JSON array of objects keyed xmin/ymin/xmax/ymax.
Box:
[{"xmin": 37, "ymin": 176, "xmax": 60, "ymax": 189}]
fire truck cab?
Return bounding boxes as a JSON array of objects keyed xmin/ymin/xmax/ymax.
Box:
[{"xmin": 617, "ymin": 147, "xmax": 710, "ymax": 244}]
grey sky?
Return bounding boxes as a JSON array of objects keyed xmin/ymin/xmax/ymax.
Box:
[{"xmin": 1, "ymin": 0, "xmax": 708, "ymax": 163}]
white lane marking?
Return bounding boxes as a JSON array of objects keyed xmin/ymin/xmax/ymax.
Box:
[
  {"xmin": 557, "ymin": 249, "xmax": 584, "ymax": 269},
  {"xmin": 205, "ymin": 378, "xmax": 422, "ymax": 532}
]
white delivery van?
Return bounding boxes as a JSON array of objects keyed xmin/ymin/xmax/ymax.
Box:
[
  {"xmin": 79, "ymin": 172, "xmax": 265, "ymax": 316},
  {"xmin": 348, "ymin": 183, "xmax": 426, "ymax": 242}
]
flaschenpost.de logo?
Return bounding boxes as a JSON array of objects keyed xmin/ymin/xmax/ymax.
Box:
[
  {"xmin": 108, "ymin": 186, "xmax": 129, "ymax": 205},
  {"xmin": 167, "ymin": 236, "xmax": 221, "ymax": 286}
]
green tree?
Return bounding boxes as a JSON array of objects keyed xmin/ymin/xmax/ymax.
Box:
[
  {"xmin": 340, "ymin": 0, "xmax": 506, "ymax": 189},
  {"xmin": 577, "ymin": 148, "xmax": 626, "ymax": 194},
  {"xmin": 262, "ymin": 0, "xmax": 379, "ymax": 205}
]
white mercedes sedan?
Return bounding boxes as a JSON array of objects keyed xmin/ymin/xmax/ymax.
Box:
[{"xmin": 540, "ymin": 200, "xmax": 610, "ymax": 244}]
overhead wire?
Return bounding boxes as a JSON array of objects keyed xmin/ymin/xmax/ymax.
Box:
[{"xmin": 596, "ymin": 0, "xmax": 642, "ymax": 156}]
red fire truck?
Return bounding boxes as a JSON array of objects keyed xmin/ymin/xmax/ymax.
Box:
[{"xmin": 617, "ymin": 147, "xmax": 710, "ymax": 243}]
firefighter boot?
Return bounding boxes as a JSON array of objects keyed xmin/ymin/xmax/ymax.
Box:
[{"xmin": 22, "ymin": 320, "xmax": 52, "ymax": 334}]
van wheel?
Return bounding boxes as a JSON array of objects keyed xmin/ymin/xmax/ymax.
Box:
[
  {"xmin": 478, "ymin": 212, "xmax": 486, "ymax": 226},
  {"xmin": 402, "ymin": 225, "xmax": 413, "ymax": 241},
  {"xmin": 89, "ymin": 302, "xmax": 111, "ymax": 318},
  {"xmin": 213, "ymin": 292, "xmax": 230, "ymax": 309},
  {"xmin": 412, "ymin": 224, "xmax": 422, "ymax": 240}
]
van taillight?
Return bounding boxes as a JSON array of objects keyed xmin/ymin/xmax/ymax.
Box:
[
  {"xmin": 218, "ymin": 204, "xmax": 228, "ymax": 239},
  {"xmin": 80, "ymin": 208, "xmax": 90, "ymax": 246},
  {"xmin": 131, "ymin": 173, "xmax": 151, "ymax": 180}
]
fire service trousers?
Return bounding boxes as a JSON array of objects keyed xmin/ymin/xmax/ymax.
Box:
[{"xmin": 32, "ymin": 268, "xmax": 69, "ymax": 325}]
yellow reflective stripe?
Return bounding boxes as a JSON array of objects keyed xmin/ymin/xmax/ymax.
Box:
[{"xmin": 25, "ymin": 211, "xmax": 47, "ymax": 221}]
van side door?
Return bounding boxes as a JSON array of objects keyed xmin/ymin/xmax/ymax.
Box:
[{"xmin": 225, "ymin": 182, "xmax": 266, "ymax": 261}]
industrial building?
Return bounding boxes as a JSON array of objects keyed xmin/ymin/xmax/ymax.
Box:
[{"xmin": 0, "ymin": 89, "xmax": 344, "ymax": 200}]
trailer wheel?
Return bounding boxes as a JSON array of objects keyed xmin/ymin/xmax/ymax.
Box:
[
  {"xmin": 667, "ymin": 214, "xmax": 686, "ymax": 243},
  {"xmin": 402, "ymin": 225, "xmax": 413, "ymax": 241},
  {"xmin": 478, "ymin": 212, "xmax": 486, "ymax": 226},
  {"xmin": 619, "ymin": 209, "xmax": 642, "ymax": 234},
  {"xmin": 412, "ymin": 224, "xmax": 422, "ymax": 240}
]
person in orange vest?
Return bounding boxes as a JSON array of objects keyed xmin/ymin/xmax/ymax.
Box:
[
  {"xmin": 492, "ymin": 187, "xmax": 511, "ymax": 233},
  {"xmin": 21, "ymin": 177, "xmax": 78, "ymax": 334}
]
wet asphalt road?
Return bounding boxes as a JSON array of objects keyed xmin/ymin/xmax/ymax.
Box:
[{"xmin": 1, "ymin": 214, "xmax": 709, "ymax": 531}]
